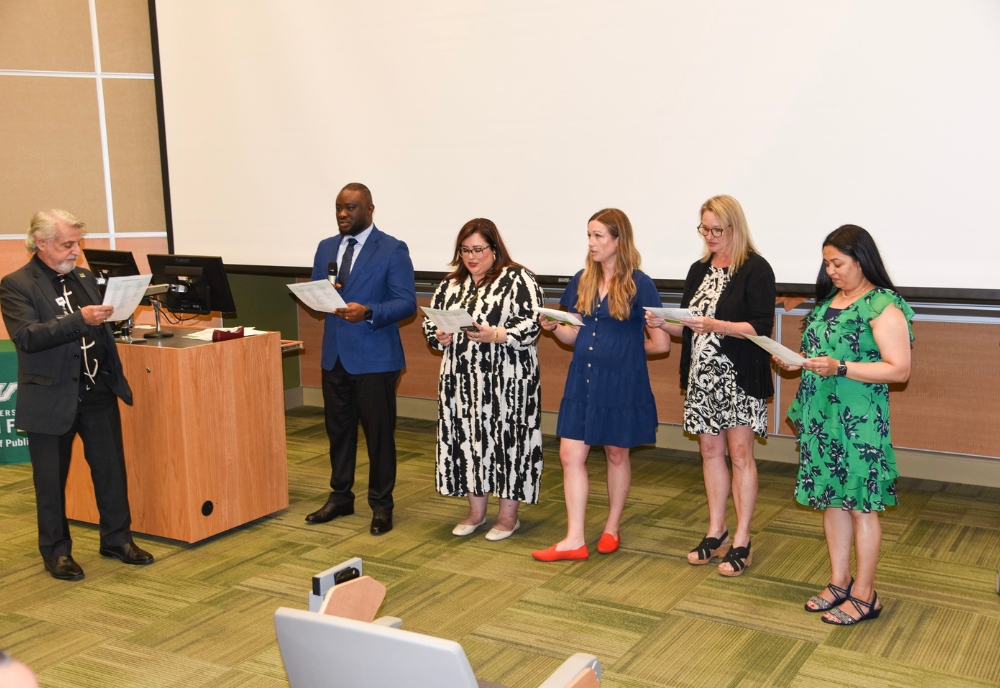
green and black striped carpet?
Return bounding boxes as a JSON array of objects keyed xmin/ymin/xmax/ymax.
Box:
[{"xmin": 1, "ymin": 408, "xmax": 998, "ymax": 687}]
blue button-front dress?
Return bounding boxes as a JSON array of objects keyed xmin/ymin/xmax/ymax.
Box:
[{"xmin": 555, "ymin": 270, "xmax": 662, "ymax": 448}]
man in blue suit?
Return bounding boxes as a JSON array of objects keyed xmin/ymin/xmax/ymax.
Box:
[{"xmin": 305, "ymin": 183, "xmax": 416, "ymax": 535}]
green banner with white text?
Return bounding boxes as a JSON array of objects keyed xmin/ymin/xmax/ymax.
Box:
[{"xmin": 0, "ymin": 340, "xmax": 30, "ymax": 465}]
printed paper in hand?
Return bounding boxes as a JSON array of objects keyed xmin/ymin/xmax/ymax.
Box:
[
  {"xmin": 643, "ymin": 306, "xmax": 694, "ymax": 323},
  {"xmin": 537, "ymin": 307, "xmax": 584, "ymax": 327},
  {"xmin": 287, "ymin": 280, "xmax": 348, "ymax": 313},
  {"xmin": 102, "ymin": 274, "xmax": 153, "ymax": 321},
  {"xmin": 421, "ymin": 307, "xmax": 475, "ymax": 333},
  {"xmin": 744, "ymin": 333, "xmax": 807, "ymax": 366}
]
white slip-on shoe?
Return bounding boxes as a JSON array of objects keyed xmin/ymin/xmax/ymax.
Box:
[
  {"xmin": 452, "ymin": 517, "xmax": 487, "ymax": 536},
  {"xmin": 484, "ymin": 519, "xmax": 521, "ymax": 541}
]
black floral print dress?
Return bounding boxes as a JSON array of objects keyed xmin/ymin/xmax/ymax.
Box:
[{"xmin": 684, "ymin": 265, "xmax": 769, "ymax": 438}]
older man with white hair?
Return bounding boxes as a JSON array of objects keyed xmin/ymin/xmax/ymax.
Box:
[{"xmin": 0, "ymin": 210, "xmax": 153, "ymax": 581}]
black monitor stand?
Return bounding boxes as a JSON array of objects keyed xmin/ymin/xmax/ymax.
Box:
[{"xmin": 144, "ymin": 298, "xmax": 174, "ymax": 339}]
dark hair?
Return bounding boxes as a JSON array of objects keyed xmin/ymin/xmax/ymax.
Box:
[
  {"xmin": 445, "ymin": 218, "xmax": 524, "ymax": 285},
  {"xmin": 815, "ymin": 224, "xmax": 895, "ymax": 302},
  {"xmin": 340, "ymin": 182, "xmax": 372, "ymax": 206}
]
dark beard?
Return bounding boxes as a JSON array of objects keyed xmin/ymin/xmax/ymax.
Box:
[{"xmin": 339, "ymin": 221, "xmax": 368, "ymax": 236}]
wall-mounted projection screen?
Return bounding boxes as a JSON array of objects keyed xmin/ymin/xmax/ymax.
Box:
[{"xmin": 154, "ymin": 0, "xmax": 1000, "ymax": 290}]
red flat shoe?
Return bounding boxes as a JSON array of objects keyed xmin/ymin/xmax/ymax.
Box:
[
  {"xmin": 531, "ymin": 543, "xmax": 589, "ymax": 561},
  {"xmin": 597, "ymin": 532, "xmax": 620, "ymax": 554}
]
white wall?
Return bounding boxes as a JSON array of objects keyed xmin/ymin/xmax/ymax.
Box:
[{"xmin": 155, "ymin": 0, "xmax": 1000, "ymax": 289}]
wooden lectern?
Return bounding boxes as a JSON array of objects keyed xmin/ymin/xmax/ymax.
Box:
[{"xmin": 65, "ymin": 328, "xmax": 289, "ymax": 543}]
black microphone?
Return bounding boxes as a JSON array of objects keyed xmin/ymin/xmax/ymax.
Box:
[{"xmin": 327, "ymin": 261, "xmax": 338, "ymax": 285}]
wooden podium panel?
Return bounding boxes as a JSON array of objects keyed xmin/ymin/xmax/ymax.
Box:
[{"xmin": 66, "ymin": 328, "xmax": 289, "ymax": 542}]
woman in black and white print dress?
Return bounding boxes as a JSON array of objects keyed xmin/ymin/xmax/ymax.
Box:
[
  {"xmin": 647, "ymin": 195, "xmax": 775, "ymax": 576},
  {"xmin": 423, "ymin": 218, "xmax": 544, "ymax": 541}
]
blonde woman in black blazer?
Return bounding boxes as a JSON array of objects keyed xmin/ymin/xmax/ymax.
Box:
[{"xmin": 647, "ymin": 195, "xmax": 775, "ymax": 576}]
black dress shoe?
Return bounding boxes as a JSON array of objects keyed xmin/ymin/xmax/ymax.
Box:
[
  {"xmin": 370, "ymin": 511, "xmax": 393, "ymax": 536},
  {"xmin": 305, "ymin": 501, "xmax": 354, "ymax": 524},
  {"xmin": 99, "ymin": 541, "xmax": 154, "ymax": 565},
  {"xmin": 44, "ymin": 555, "xmax": 84, "ymax": 581}
]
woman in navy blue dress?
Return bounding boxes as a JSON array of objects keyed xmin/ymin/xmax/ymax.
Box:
[{"xmin": 532, "ymin": 208, "xmax": 670, "ymax": 561}]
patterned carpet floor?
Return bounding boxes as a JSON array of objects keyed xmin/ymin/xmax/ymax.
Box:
[{"xmin": 1, "ymin": 407, "xmax": 999, "ymax": 687}]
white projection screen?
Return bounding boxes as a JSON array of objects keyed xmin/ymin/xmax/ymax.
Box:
[{"xmin": 154, "ymin": 0, "xmax": 1000, "ymax": 292}]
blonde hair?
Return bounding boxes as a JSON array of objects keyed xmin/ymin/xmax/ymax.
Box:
[
  {"xmin": 26, "ymin": 210, "xmax": 85, "ymax": 254},
  {"xmin": 575, "ymin": 208, "xmax": 641, "ymax": 321},
  {"xmin": 699, "ymin": 195, "xmax": 757, "ymax": 273}
]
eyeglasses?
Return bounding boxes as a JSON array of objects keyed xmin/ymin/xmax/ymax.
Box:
[
  {"xmin": 696, "ymin": 224, "xmax": 725, "ymax": 238},
  {"xmin": 459, "ymin": 245, "xmax": 492, "ymax": 256}
]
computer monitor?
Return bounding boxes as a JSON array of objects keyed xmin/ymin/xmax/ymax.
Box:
[
  {"xmin": 82, "ymin": 248, "xmax": 141, "ymax": 281},
  {"xmin": 146, "ymin": 254, "xmax": 238, "ymax": 316}
]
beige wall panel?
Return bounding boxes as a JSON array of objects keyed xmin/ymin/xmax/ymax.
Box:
[
  {"xmin": 397, "ymin": 298, "xmax": 437, "ymax": 398},
  {"xmin": 538, "ymin": 333, "xmax": 571, "ymax": 413},
  {"xmin": 889, "ymin": 320, "xmax": 1000, "ymax": 457},
  {"xmin": 94, "ymin": 0, "xmax": 153, "ymax": 73},
  {"xmin": 298, "ymin": 286, "xmax": 324, "ymax": 388},
  {"xmin": 112, "ymin": 235, "xmax": 169, "ymax": 272},
  {"xmin": 648, "ymin": 336, "xmax": 684, "ymax": 423},
  {"xmin": 303, "ymin": 299, "xmax": 1000, "ymax": 459},
  {"xmin": 0, "ymin": 77, "xmax": 108, "ymax": 234},
  {"xmin": 0, "ymin": 242, "xmax": 31, "ymax": 339},
  {"xmin": 778, "ymin": 313, "xmax": 1000, "ymax": 458},
  {"xmin": 0, "ymin": 0, "xmax": 94, "ymax": 72},
  {"xmin": 778, "ymin": 313, "xmax": 805, "ymax": 435},
  {"xmin": 102, "ymin": 79, "xmax": 166, "ymax": 232}
]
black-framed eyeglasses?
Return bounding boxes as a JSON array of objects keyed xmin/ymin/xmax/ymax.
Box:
[
  {"xmin": 696, "ymin": 224, "xmax": 725, "ymax": 238},
  {"xmin": 459, "ymin": 245, "xmax": 492, "ymax": 256}
]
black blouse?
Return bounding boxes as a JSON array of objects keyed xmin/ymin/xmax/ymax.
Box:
[{"xmin": 679, "ymin": 251, "xmax": 776, "ymax": 399}]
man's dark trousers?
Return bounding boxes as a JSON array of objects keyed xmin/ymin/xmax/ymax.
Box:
[
  {"xmin": 322, "ymin": 359, "xmax": 400, "ymax": 512},
  {"xmin": 27, "ymin": 379, "xmax": 132, "ymax": 560}
]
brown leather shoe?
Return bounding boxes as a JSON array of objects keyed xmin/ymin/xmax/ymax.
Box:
[
  {"xmin": 44, "ymin": 555, "xmax": 84, "ymax": 581},
  {"xmin": 305, "ymin": 501, "xmax": 354, "ymax": 524},
  {"xmin": 99, "ymin": 541, "xmax": 154, "ymax": 565}
]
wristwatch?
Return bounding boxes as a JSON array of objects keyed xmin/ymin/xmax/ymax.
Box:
[
  {"xmin": 836, "ymin": 360, "xmax": 848, "ymax": 377},
  {"xmin": 364, "ymin": 305, "xmax": 373, "ymax": 322}
]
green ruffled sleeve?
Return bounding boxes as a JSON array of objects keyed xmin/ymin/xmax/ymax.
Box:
[{"xmin": 862, "ymin": 289, "xmax": 915, "ymax": 342}]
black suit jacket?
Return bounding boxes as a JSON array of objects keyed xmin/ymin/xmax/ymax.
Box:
[{"xmin": 0, "ymin": 259, "xmax": 132, "ymax": 435}]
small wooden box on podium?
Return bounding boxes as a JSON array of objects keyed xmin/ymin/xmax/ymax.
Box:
[{"xmin": 66, "ymin": 328, "xmax": 289, "ymax": 543}]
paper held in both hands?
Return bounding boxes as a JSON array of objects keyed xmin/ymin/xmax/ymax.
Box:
[
  {"xmin": 421, "ymin": 307, "xmax": 475, "ymax": 332},
  {"xmin": 642, "ymin": 306, "xmax": 694, "ymax": 323},
  {"xmin": 536, "ymin": 307, "xmax": 584, "ymax": 327},
  {"xmin": 744, "ymin": 333, "xmax": 807, "ymax": 366},
  {"xmin": 286, "ymin": 280, "xmax": 348, "ymax": 313},
  {"xmin": 102, "ymin": 274, "xmax": 153, "ymax": 321}
]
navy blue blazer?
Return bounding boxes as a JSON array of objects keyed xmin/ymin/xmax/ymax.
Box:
[{"xmin": 310, "ymin": 226, "xmax": 416, "ymax": 374}]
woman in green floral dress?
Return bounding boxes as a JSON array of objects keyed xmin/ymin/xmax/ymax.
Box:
[{"xmin": 777, "ymin": 225, "xmax": 914, "ymax": 626}]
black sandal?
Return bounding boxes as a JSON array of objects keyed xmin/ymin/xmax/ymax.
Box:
[
  {"xmin": 805, "ymin": 578, "xmax": 854, "ymax": 612},
  {"xmin": 719, "ymin": 539, "xmax": 751, "ymax": 577},
  {"xmin": 822, "ymin": 590, "xmax": 882, "ymax": 625},
  {"xmin": 688, "ymin": 530, "xmax": 729, "ymax": 566}
]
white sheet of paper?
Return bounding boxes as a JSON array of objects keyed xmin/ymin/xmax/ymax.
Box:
[
  {"xmin": 537, "ymin": 307, "xmax": 584, "ymax": 327},
  {"xmin": 286, "ymin": 280, "xmax": 347, "ymax": 313},
  {"xmin": 102, "ymin": 274, "xmax": 153, "ymax": 321},
  {"xmin": 421, "ymin": 307, "xmax": 476, "ymax": 332},
  {"xmin": 643, "ymin": 306, "xmax": 694, "ymax": 323},
  {"xmin": 744, "ymin": 333, "xmax": 807, "ymax": 366}
]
